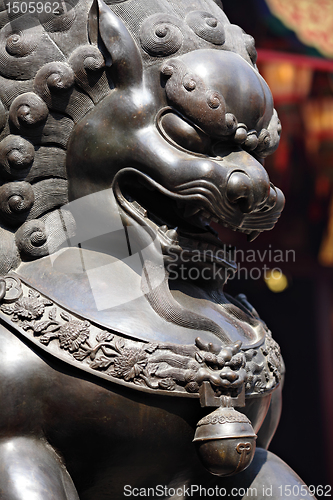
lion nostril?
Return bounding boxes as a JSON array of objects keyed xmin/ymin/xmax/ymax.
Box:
[
  {"xmin": 226, "ymin": 171, "xmax": 254, "ymax": 213},
  {"xmin": 257, "ymin": 185, "xmax": 278, "ymax": 212},
  {"xmin": 264, "ymin": 185, "xmax": 277, "ymax": 209}
]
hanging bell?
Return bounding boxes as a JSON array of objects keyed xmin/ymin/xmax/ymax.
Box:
[{"xmin": 193, "ymin": 405, "xmax": 256, "ymax": 477}]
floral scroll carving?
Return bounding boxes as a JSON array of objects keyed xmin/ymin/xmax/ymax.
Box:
[{"xmin": 0, "ymin": 275, "xmax": 282, "ymax": 398}]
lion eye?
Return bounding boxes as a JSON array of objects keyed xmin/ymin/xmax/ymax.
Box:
[{"xmin": 160, "ymin": 112, "xmax": 211, "ymax": 155}]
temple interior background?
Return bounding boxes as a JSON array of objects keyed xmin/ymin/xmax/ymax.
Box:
[{"xmin": 221, "ymin": 0, "xmax": 333, "ymax": 486}]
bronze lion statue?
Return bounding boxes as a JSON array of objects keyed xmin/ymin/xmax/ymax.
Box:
[{"xmin": 0, "ymin": 0, "xmax": 313, "ymax": 497}]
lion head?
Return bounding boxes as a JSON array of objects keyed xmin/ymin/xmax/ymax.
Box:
[{"xmin": 0, "ymin": 0, "xmax": 284, "ymax": 348}]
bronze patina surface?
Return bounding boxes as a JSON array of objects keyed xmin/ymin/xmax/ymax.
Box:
[{"xmin": 0, "ymin": 0, "xmax": 314, "ymax": 497}]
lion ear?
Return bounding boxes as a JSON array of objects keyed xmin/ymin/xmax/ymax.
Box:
[
  {"xmin": 88, "ymin": 0, "xmax": 99, "ymax": 46},
  {"xmin": 88, "ymin": 0, "xmax": 143, "ymax": 88}
]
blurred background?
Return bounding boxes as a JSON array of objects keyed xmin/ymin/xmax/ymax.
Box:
[{"xmin": 221, "ymin": 0, "xmax": 333, "ymax": 487}]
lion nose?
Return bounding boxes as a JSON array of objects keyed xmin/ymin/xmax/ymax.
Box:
[{"xmin": 226, "ymin": 170, "xmax": 270, "ymax": 213}]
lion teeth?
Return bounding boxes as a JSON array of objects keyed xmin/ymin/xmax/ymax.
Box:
[
  {"xmin": 129, "ymin": 196, "xmax": 261, "ymax": 243},
  {"xmin": 131, "ymin": 200, "xmax": 147, "ymax": 217},
  {"xmin": 166, "ymin": 229, "xmax": 178, "ymax": 242}
]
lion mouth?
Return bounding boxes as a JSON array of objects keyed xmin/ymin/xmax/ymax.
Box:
[{"xmin": 113, "ymin": 168, "xmax": 282, "ymax": 270}]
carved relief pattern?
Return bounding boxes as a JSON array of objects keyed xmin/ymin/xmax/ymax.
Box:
[
  {"xmin": 185, "ymin": 11, "xmax": 226, "ymax": 45},
  {"xmin": 139, "ymin": 14, "xmax": 184, "ymax": 57},
  {"xmin": 0, "ymin": 275, "xmax": 282, "ymax": 398},
  {"xmin": 261, "ymin": 330, "xmax": 283, "ymax": 384},
  {"xmin": 197, "ymin": 412, "xmax": 251, "ymax": 427}
]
